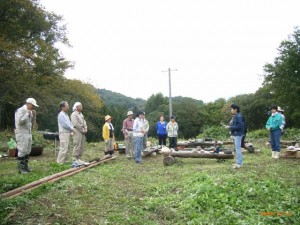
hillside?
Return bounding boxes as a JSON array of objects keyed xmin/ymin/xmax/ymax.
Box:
[
  {"xmin": 98, "ymin": 89, "xmax": 205, "ymax": 109},
  {"xmin": 98, "ymin": 89, "xmax": 145, "ymax": 109}
]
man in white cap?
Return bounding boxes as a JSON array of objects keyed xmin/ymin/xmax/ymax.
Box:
[
  {"xmin": 277, "ymin": 106, "xmax": 286, "ymax": 134},
  {"xmin": 70, "ymin": 102, "xmax": 89, "ymax": 166},
  {"xmin": 14, "ymin": 98, "xmax": 38, "ymax": 174},
  {"xmin": 122, "ymin": 111, "xmax": 134, "ymax": 159}
]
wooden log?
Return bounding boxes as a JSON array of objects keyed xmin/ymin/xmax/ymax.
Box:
[
  {"xmin": 165, "ymin": 151, "xmax": 234, "ymax": 159},
  {"xmin": 143, "ymin": 147, "xmax": 159, "ymax": 158},
  {"xmin": 2, "ymin": 156, "xmax": 116, "ymax": 199}
]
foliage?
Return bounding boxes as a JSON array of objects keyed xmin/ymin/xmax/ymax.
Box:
[
  {"xmin": 98, "ymin": 88, "xmax": 145, "ymax": 109},
  {"xmin": 263, "ymin": 27, "xmax": 300, "ymax": 127},
  {"xmin": 0, "ymin": 140, "xmax": 299, "ymax": 224},
  {"xmin": 197, "ymin": 125, "xmax": 230, "ymax": 140}
]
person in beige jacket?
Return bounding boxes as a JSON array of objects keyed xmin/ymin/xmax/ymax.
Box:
[
  {"xmin": 14, "ymin": 98, "xmax": 38, "ymax": 174},
  {"xmin": 71, "ymin": 102, "xmax": 89, "ymax": 166}
]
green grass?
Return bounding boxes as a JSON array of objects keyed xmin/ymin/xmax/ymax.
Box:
[{"xmin": 0, "ymin": 141, "xmax": 299, "ymax": 225}]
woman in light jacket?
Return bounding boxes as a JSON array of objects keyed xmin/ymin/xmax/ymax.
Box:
[{"xmin": 166, "ymin": 115, "xmax": 179, "ymax": 150}]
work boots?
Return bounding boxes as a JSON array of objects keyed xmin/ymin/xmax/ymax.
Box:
[
  {"xmin": 271, "ymin": 151, "xmax": 276, "ymax": 158},
  {"xmin": 274, "ymin": 151, "xmax": 280, "ymax": 159},
  {"xmin": 17, "ymin": 157, "xmax": 28, "ymax": 174},
  {"xmin": 24, "ymin": 154, "xmax": 31, "ymax": 172}
]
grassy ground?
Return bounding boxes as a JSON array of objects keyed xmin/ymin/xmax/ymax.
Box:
[{"xmin": 0, "ymin": 140, "xmax": 299, "ymax": 225}]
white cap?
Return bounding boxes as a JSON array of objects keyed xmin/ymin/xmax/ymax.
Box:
[
  {"xmin": 72, "ymin": 102, "xmax": 81, "ymax": 111},
  {"xmin": 127, "ymin": 111, "xmax": 134, "ymax": 116},
  {"xmin": 26, "ymin": 98, "xmax": 39, "ymax": 107}
]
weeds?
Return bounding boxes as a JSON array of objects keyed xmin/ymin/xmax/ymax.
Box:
[{"xmin": 0, "ymin": 135, "xmax": 299, "ymax": 224}]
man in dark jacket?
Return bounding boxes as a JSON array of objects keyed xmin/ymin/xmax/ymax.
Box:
[{"xmin": 225, "ymin": 104, "xmax": 244, "ymax": 169}]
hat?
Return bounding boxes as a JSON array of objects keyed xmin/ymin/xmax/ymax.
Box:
[
  {"xmin": 72, "ymin": 102, "xmax": 81, "ymax": 111},
  {"xmin": 277, "ymin": 106, "xmax": 284, "ymax": 112},
  {"xmin": 26, "ymin": 98, "xmax": 39, "ymax": 107},
  {"xmin": 105, "ymin": 115, "xmax": 112, "ymax": 121},
  {"xmin": 127, "ymin": 111, "xmax": 134, "ymax": 116},
  {"xmin": 170, "ymin": 115, "xmax": 175, "ymax": 119}
]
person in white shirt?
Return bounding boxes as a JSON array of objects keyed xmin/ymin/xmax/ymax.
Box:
[
  {"xmin": 133, "ymin": 111, "xmax": 145, "ymax": 163},
  {"xmin": 57, "ymin": 101, "xmax": 75, "ymax": 164}
]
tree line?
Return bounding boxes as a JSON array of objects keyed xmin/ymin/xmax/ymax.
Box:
[{"xmin": 1, "ymin": 0, "xmax": 299, "ymax": 141}]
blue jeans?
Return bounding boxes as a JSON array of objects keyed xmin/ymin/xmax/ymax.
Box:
[
  {"xmin": 134, "ymin": 136, "xmax": 143, "ymax": 163},
  {"xmin": 270, "ymin": 129, "xmax": 281, "ymax": 152},
  {"xmin": 234, "ymin": 135, "xmax": 243, "ymax": 166}
]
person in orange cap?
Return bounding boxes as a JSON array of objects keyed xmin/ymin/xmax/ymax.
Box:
[{"xmin": 102, "ymin": 115, "xmax": 115, "ymax": 157}]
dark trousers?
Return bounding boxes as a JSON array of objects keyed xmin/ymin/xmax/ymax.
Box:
[
  {"xmin": 158, "ymin": 135, "xmax": 167, "ymax": 146},
  {"xmin": 270, "ymin": 129, "xmax": 281, "ymax": 151},
  {"xmin": 241, "ymin": 135, "xmax": 246, "ymax": 148},
  {"xmin": 169, "ymin": 137, "xmax": 177, "ymax": 149}
]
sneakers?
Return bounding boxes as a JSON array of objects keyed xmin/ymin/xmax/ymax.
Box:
[
  {"xmin": 75, "ymin": 159, "xmax": 90, "ymax": 166},
  {"xmin": 232, "ymin": 164, "xmax": 242, "ymax": 169}
]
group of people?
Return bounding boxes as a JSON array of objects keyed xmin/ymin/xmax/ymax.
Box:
[
  {"xmin": 57, "ymin": 101, "xmax": 89, "ymax": 167},
  {"xmin": 14, "ymin": 97, "xmax": 285, "ymax": 173},
  {"xmin": 225, "ymin": 104, "xmax": 285, "ymax": 169},
  {"xmin": 14, "ymin": 98, "xmax": 89, "ymax": 174},
  {"xmin": 120, "ymin": 111, "xmax": 179, "ymax": 164}
]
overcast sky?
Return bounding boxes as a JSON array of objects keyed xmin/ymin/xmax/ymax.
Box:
[{"xmin": 40, "ymin": 0, "xmax": 300, "ymax": 103}]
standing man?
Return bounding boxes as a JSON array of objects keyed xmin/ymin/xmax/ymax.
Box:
[
  {"xmin": 277, "ymin": 106, "xmax": 286, "ymax": 134},
  {"xmin": 71, "ymin": 102, "xmax": 89, "ymax": 166},
  {"xmin": 122, "ymin": 111, "xmax": 134, "ymax": 159},
  {"xmin": 133, "ymin": 111, "xmax": 145, "ymax": 164},
  {"xmin": 266, "ymin": 105, "xmax": 283, "ymax": 159},
  {"xmin": 166, "ymin": 115, "xmax": 179, "ymax": 151},
  {"xmin": 57, "ymin": 101, "xmax": 75, "ymax": 164},
  {"xmin": 102, "ymin": 115, "xmax": 115, "ymax": 157},
  {"xmin": 14, "ymin": 98, "xmax": 39, "ymax": 174},
  {"xmin": 225, "ymin": 104, "xmax": 245, "ymax": 169}
]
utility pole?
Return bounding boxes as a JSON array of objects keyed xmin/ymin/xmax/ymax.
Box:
[{"xmin": 162, "ymin": 68, "xmax": 178, "ymax": 119}]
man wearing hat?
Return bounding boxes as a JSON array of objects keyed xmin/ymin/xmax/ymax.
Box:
[
  {"xmin": 14, "ymin": 98, "xmax": 38, "ymax": 174},
  {"xmin": 102, "ymin": 115, "xmax": 115, "ymax": 157},
  {"xmin": 71, "ymin": 102, "xmax": 89, "ymax": 165},
  {"xmin": 277, "ymin": 106, "xmax": 286, "ymax": 134},
  {"xmin": 122, "ymin": 111, "xmax": 134, "ymax": 159}
]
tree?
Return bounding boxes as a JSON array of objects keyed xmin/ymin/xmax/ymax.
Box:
[
  {"xmin": 0, "ymin": 0, "xmax": 71, "ymax": 129},
  {"xmin": 263, "ymin": 27, "xmax": 300, "ymax": 127}
]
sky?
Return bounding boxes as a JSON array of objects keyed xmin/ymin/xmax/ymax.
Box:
[{"xmin": 40, "ymin": 0, "xmax": 300, "ymax": 103}]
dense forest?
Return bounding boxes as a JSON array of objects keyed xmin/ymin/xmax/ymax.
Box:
[{"xmin": 1, "ymin": 0, "xmax": 299, "ymax": 141}]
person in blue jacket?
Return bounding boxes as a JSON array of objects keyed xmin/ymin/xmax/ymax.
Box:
[
  {"xmin": 225, "ymin": 104, "xmax": 245, "ymax": 169},
  {"xmin": 156, "ymin": 116, "xmax": 167, "ymax": 148},
  {"xmin": 266, "ymin": 105, "xmax": 283, "ymax": 159}
]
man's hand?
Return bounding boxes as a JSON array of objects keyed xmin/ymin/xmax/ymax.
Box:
[{"xmin": 31, "ymin": 110, "xmax": 36, "ymax": 117}]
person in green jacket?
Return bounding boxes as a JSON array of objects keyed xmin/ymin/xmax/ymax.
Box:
[{"xmin": 266, "ymin": 105, "xmax": 283, "ymax": 159}]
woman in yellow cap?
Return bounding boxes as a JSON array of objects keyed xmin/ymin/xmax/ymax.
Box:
[{"xmin": 102, "ymin": 115, "xmax": 115, "ymax": 157}]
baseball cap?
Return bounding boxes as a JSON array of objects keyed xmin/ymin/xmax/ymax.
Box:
[{"xmin": 26, "ymin": 98, "xmax": 39, "ymax": 107}]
